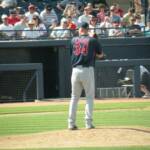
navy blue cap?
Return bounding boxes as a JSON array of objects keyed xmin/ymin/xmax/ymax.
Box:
[{"xmin": 79, "ymin": 22, "xmax": 89, "ymax": 29}]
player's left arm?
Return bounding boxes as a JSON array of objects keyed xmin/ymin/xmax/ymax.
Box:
[{"xmin": 95, "ymin": 39, "xmax": 106, "ymax": 60}]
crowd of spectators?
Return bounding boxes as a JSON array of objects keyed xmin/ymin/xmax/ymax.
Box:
[{"xmin": 0, "ymin": 0, "xmax": 150, "ymax": 40}]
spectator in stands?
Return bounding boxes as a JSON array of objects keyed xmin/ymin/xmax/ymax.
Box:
[
  {"xmin": 0, "ymin": 0, "xmax": 17, "ymax": 8},
  {"xmin": 100, "ymin": 16, "xmax": 112, "ymax": 28},
  {"xmin": 32, "ymin": 15, "xmax": 47, "ymax": 37},
  {"xmin": 67, "ymin": 16, "xmax": 77, "ymax": 30},
  {"xmin": 97, "ymin": 4, "xmax": 106, "ymax": 23},
  {"xmin": 22, "ymin": 20, "xmax": 40, "ymax": 39},
  {"xmin": 0, "ymin": 14, "xmax": 14, "ymax": 38},
  {"xmin": 40, "ymin": 4, "xmax": 58, "ymax": 29},
  {"xmin": 108, "ymin": 19, "xmax": 124, "ymax": 37},
  {"xmin": 63, "ymin": 4, "xmax": 80, "ymax": 26},
  {"xmin": 113, "ymin": 3, "xmax": 124, "ymax": 17},
  {"xmin": 15, "ymin": 7, "xmax": 24, "ymax": 17},
  {"xmin": 57, "ymin": 0, "xmax": 83, "ymax": 11},
  {"xmin": 92, "ymin": 0, "xmax": 109, "ymax": 10},
  {"xmin": 140, "ymin": 65, "xmax": 150, "ymax": 98},
  {"xmin": 25, "ymin": 4, "xmax": 39, "ymax": 21},
  {"xmin": 133, "ymin": 0, "xmax": 142, "ymax": 14},
  {"xmin": 49, "ymin": 19, "xmax": 58, "ymax": 30},
  {"xmin": 78, "ymin": 6, "xmax": 92, "ymax": 24},
  {"xmin": 89, "ymin": 15, "xmax": 101, "ymax": 37},
  {"xmin": 7, "ymin": 9, "xmax": 20, "ymax": 26},
  {"xmin": 126, "ymin": 16, "xmax": 142, "ymax": 37},
  {"xmin": 86, "ymin": 3, "xmax": 97, "ymax": 17},
  {"xmin": 100, "ymin": 16, "xmax": 112, "ymax": 37},
  {"xmin": 109, "ymin": 5, "xmax": 121, "ymax": 24},
  {"xmin": 14, "ymin": 15, "xmax": 28, "ymax": 38},
  {"xmin": 66, "ymin": 16, "xmax": 77, "ymax": 36},
  {"xmin": 134, "ymin": 14, "xmax": 145, "ymax": 30},
  {"xmin": 122, "ymin": 8, "xmax": 135, "ymax": 27},
  {"xmin": 50, "ymin": 18, "xmax": 71, "ymax": 39}
]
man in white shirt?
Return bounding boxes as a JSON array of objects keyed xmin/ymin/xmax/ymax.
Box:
[
  {"xmin": 108, "ymin": 19, "xmax": 124, "ymax": 37},
  {"xmin": 50, "ymin": 18, "xmax": 71, "ymax": 39},
  {"xmin": 25, "ymin": 4, "xmax": 39, "ymax": 21},
  {"xmin": 22, "ymin": 20, "xmax": 40, "ymax": 39},
  {"xmin": 78, "ymin": 7, "xmax": 92, "ymax": 24},
  {"xmin": 40, "ymin": 4, "xmax": 58, "ymax": 29},
  {"xmin": 0, "ymin": 0, "xmax": 17, "ymax": 8},
  {"xmin": 0, "ymin": 14, "xmax": 14, "ymax": 38},
  {"xmin": 57, "ymin": 0, "xmax": 83, "ymax": 10}
]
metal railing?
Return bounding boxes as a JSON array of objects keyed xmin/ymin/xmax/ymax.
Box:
[{"xmin": 0, "ymin": 26, "xmax": 149, "ymax": 41}]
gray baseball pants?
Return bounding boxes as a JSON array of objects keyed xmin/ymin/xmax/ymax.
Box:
[{"xmin": 68, "ymin": 66, "xmax": 95, "ymax": 128}]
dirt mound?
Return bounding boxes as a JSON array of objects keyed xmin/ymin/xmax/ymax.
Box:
[{"xmin": 0, "ymin": 127, "xmax": 150, "ymax": 149}]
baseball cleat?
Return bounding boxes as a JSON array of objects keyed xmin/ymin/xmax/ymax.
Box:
[
  {"xmin": 86, "ymin": 125, "xmax": 95, "ymax": 129},
  {"xmin": 68, "ymin": 125, "xmax": 78, "ymax": 130}
]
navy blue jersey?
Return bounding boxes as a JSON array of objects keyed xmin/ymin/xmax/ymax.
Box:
[{"xmin": 70, "ymin": 35, "xmax": 102, "ymax": 67}]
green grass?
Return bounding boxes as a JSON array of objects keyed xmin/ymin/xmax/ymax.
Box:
[
  {"xmin": 0, "ymin": 103, "xmax": 150, "ymax": 136},
  {"xmin": 2, "ymin": 146, "xmax": 150, "ymax": 150},
  {"xmin": 0, "ymin": 101, "xmax": 150, "ymax": 115},
  {"xmin": 0, "ymin": 101, "xmax": 150, "ymax": 150}
]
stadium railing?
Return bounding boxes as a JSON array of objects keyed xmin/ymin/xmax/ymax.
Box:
[{"xmin": 0, "ymin": 26, "xmax": 149, "ymax": 41}]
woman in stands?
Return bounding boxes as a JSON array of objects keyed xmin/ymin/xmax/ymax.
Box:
[
  {"xmin": 89, "ymin": 15, "xmax": 101, "ymax": 37},
  {"xmin": 63, "ymin": 3, "xmax": 80, "ymax": 26},
  {"xmin": 32, "ymin": 15, "xmax": 47, "ymax": 37}
]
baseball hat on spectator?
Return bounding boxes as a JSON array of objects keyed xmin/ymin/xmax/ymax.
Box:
[
  {"xmin": 1, "ymin": 14, "xmax": 8, "ymax": 20},
  {"xmin": 28, "ymin": 4, "xmax": 35, "ymax": 10},
  {"xmin": 45, "ymin": 4, "xmax": 52, "ymax": 11},
  {"xmin": 79, "ymin": 22, "xmax": 89, "ymax": 29}
]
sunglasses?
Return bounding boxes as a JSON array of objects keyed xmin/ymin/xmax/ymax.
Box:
[{"xmin": 91, "ymin": 19, "xmax": 97, "ymax": 21}]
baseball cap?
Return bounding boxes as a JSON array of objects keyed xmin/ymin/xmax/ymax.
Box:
[
  {"xmin": 28, "ymin": 4, "xmax": 35, "ymax": 9},
  {"xmin": 79, "ymin": 22, "xmax": 89, "ymax": 29},
  {"xmin": 45, "ymin": 4, "xmax": 52, "ymax": 10}
]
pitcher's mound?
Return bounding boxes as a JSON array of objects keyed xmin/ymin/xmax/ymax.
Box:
[{"xmin": 0, "ymin": 127, "xmax": 150, "ymax": 149}]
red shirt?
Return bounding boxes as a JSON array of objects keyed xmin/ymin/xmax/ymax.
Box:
[
  {"xmin": 7, "ymin": 16, "xmax": 20, "ymax": 25},
  {"xmin": 115, "ymin": 8, "xmax": 124, "ymax": 17},
  {"xmin": 68, "ymin": 22, "xmax": 77, "ymax": 30}
]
